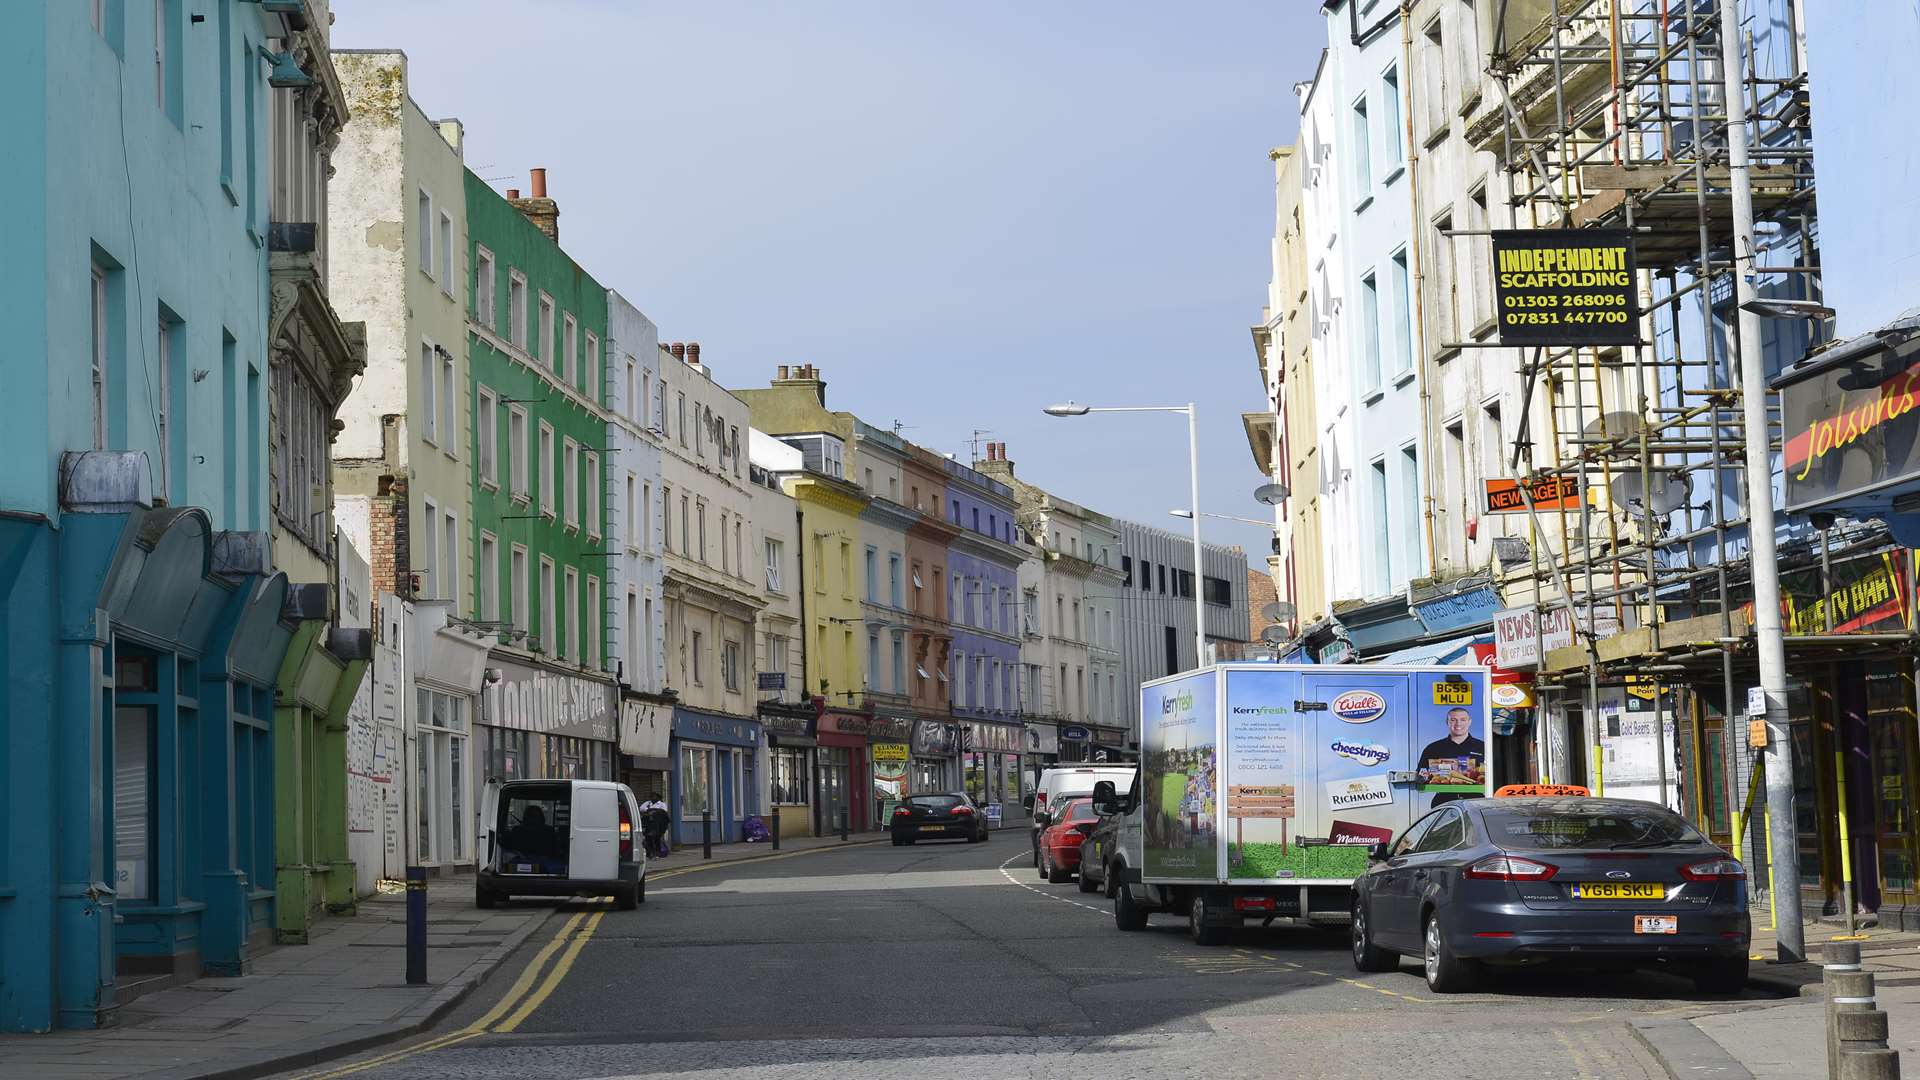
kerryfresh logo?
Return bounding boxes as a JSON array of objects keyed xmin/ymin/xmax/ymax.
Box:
[
  {"xmin": 1231, "ymin": 705, "xmax": 1290, "ymax": 716},
  {"xmin": 1331, "ymin": 690, "xmax": 1388, "ymax": 724},
  {"xmin": 1330, "ymin": 740, "xmax": 1391, "ymax": 767},
  {"xmin": 1161, "ymin": 690, "xmax": 1195, "ymax": 715}
]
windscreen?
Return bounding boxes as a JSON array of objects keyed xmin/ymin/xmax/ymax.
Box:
[
  {"xmin": 1060, "ymin": 800, "xmax": 1099, "ymax": 823},
  {"xmin": 1485, "ymin": 805, "xmax": 1705, "ymax": 850},
  {"xmin": 906, "ymin": 795, "xmax": 963, "ymax": 811}
]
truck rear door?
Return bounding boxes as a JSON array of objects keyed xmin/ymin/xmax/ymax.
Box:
[
  {"xmin": 1302, "ymin": 671, "xmax": 1418, "ymax": 880},
  {"xmin": 570, "ymin": 785, "xmax": 620, "ymax": 882}
]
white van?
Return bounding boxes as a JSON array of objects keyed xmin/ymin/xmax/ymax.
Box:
[
  {"xmin": 1025, "ymin": 765, "xmax": 1137, "ymax": 867},
  {"xmin": 477, "ymin": 779, "xmax": 648, "ymax": 910}
]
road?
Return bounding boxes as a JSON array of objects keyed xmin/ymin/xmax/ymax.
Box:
[{"xmin": 283, "ymin": 835, "xmax": 1780, "ymax": 1079}]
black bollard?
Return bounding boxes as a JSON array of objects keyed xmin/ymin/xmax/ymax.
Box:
[
  {"xmin": 772, "ymin": 804, "xmax": 781, "ymax": 851},
  {"xmin": 840, "ymin": 809, "xmax": 849, "ymax": 842},
  {"xmin": 405, "ymin": 866, "xmax": 427, "ymax": 985},
  {"xmin": 703, "ymin": 808, "xmax": 712, "ymax": 860}
]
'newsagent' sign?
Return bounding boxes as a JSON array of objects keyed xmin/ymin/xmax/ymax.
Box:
[{"xmin": 1492, "ymin": 229, "xmax": 1638, "ymax": 346}]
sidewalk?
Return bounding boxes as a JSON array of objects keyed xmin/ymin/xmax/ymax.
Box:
[
  {"xmin": 1630, "ymin": 920, "xmax": 1920, "ymax": 1079},
  {"xmin": 0, "ymin": 831, "xmax": 898, "ymax": 1080}
]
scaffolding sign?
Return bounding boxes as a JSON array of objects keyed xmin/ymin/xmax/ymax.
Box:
[{"xmin": 1492, "ymin": 229, "xmax": 1639, "ymax": 346}]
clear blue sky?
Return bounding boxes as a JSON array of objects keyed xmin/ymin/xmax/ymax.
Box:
[{"xmin": 334, "ymin": 1, "xmax": 1327, "ymax": 570}]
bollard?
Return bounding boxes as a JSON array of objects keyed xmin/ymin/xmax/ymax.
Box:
[
  {"xmin": 1835, "ymin": 1011, "xmax": 1901, "ymax": 1080},
  {"xmin": 404, "ymin": 866, "xmax": 428, "ymax": 986},
  {"xmin": 703, "ymin": 809, "xmax": 713, "ymax": 860},
  {"xmin": 840, "ymin": 809, "xmax": 849, "ymax": 842},
  {"xmin": 1828, "ymin": 967, "xmax": 1879, "ymax": 1079},
  {"xmin": 772, "ymin": 804, "xmax": 781, "ymax": 851}
]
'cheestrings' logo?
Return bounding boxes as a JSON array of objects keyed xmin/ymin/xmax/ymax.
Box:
[{"xmin": 1330, "ymin": 740, "xmax": 1391, "ymax": 767}]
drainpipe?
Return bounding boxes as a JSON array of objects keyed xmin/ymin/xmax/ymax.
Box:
[
  {"xmin": 1400, "ymin": 0, "xmax": 1441, "ymax": 577},
  {"xmin": 795, "ymin": 508, "xmax": 809, "ymax": 699}
]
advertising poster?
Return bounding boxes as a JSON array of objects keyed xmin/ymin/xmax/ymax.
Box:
[
  {"xmin": 1141, "ymin": 671, "xmax": 1219, "ymax": 880},
  {"xmin": 1491, "ymin": 228, "xmax": 1638, "ymax": 346},
  {"xmin": 1221, "ymin": 668, "xmax": 1489, "ymax": 884}
]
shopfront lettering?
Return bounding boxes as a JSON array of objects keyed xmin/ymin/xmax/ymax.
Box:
[{"xmin": 483, "ymin": 662, "xmax": 616, "ymax": 743}]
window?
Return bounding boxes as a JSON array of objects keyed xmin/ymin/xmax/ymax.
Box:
[
  {"xmin": 563, "ymin": 438, "xmax": 579, "ymax": 527},
  {"xmin": 1446, "ymin": 420, "xmax": 1467, "ymax": 560},
  {"xmin": 1351, "ymin": 95, "xmax": 1372, "ymax": 194},
  {"xmin": 911, "ymin": 563, "xmax": 923, "ymax": 611},
  {"xmin": 91, "ymin": 265, "xmax": 108, "ymax": 449},
  {"xmin": 839, "ymin": 541, "xmax": 852, "ymax": 599},
  {"xmin": 420, "ymin": 341, "xmax": 438, "ymax": 444},
  {"xmin": 722, "ymin": 641, "xmax": 740, "ymax": 692},
  {"xmin": 1371, "ymin": 460, "xmax": 1391, "ymax": 592},
  {"xmin": 891, "ymin": 632, "xmax": 906, "ymax": 692},
  {"xmin": 586, "ymin": 452, "xmax": 601, "ymax": 538},
  {"xmin": 654, "ymin": 379, "xmax": 667, "ymax": 433},
  {"xmin": 1382, "ymin": 66, "xmax": 1404, "ymax": 168},
  {"xmin": 479, "ymin": 533, "xmax": 499, "ymax": 622},
  {"xmin": 562, "ymin": 314, "xmax": 577, "ymax": 385},
  {"xmin": 440, "ymin": 346, "xmax": 456, "ymax": 453},
  {"xmin": 866, "ymin": 633, "xmax": 880, "ymax": 686},
  {"xmin": 477, "ymin": 387, "xmax": 497, "ymax": 485},
  {"xmin": 889, "ymin": 554, "xmax": 902, "ymax": 607},
  {"xmin": 771, "ymin": 747, "xmax": 809, "ymax": 805},
  {"xmin": 539, "ymin": 423, "xmax": 555, "ymax": 515},
  {"xmin": 1023, "ymin": 589, "xmax": 1037, "ymax": 635},
  {"xmin": 563, "ymin": 567, "xmax": 578, "ymax": 661},
  {"xmin": 539, "ymin": 557, "xmax": 556, "ymax": 653},
  {"xmin": 625, "ymin": 473, "xmax": 638, "ymax": 544},
  {"xmin": 1159, "ymin": 564, "xmax": 1167, "ymax": 594},
  {"xmin": 438, "ymin": 211, "xmax": 453, "ymax": 293},
  {"xmin": 442, "ymin": 510, "xmax": 459, "ymax": 611},
  {"xmin": 511, "ymin": 545, "xmax": 528, "ymax": 631},
  {"xmin": 508, "ymin": 271, "xmax": 527, "ymax": 348},
  {"xmin": 624, "ymin": 357, "xmax": 637, "ymax": 421},
  {"xmin": 537, "ymin": 293, "xmax": 554, "ymax": 367},
  {"xmin": 662, "ymin": 485, "xmax": 673, "ymax": 552},
  {"xmin": 475, "ymin": 247, "xmax": 496, "ymax": 328},
  {"xmin": 417, "ymin": 188, "xmax": 433, "ymax": 275},
  {"xmin": 765, "ymin": 538, "xmax": 784, "ymax": 592},
  {"xmin": 735, "ymin": 520, "xmax": 744, "ymax": 582},
  {"xmin": 1420, "ymin": 18, "xmax": 1449, "ymax": 140},
  {"xmin": 586, "ymin": 333, "xmax": 599, "ymax": 401},
  {"xmin": 1204, "ymin": 576, "xmax": 1232, "ymax": 606},
  {"xmin": 691, "ymin": 629, "xmax": 705, "ymax": 684},
  {"xmin": 509, "ymin": 405, "xmax": 528, "ymax": 499},
  {"xmin": 1430, "ymin": 211, "xmax": 1459, "ymax": 346},
  {"xmin": 679, "ymin": 493, "xmax": 689, "ymax": 554},
  {"xmin": 677, "ymin": 392, "xmax": 687, "ymax": 445},
  {"xmin": 626, "ymin": 591, "xmax": 641, "ymax": 683},
  {"xmin": 953, "ymin": 651, "xmax": 967, "ymax": 708},
  {"xmin": 1392, "ymin": 250, "xmax": 1413, "ymax": 373},
  {"xmin": 1361, "ymin": 272, "xmax": 1382, "ymax": 389},
  {"xmin": 697, "ymin": 502, "xmax": 708, "ymax": 563},
  {"xmin": 1465, "ymin": 182, "xmax": 1494, "ymax": 329},
  {"xmin": 680, "ymin": 744, "xmax": 713, "ymax": 816},
  {"xmin": 719, "ymin": 512, "xmax": 731, "ymax": 573},
  {"xmin": 420, "ymin": 497, "xmax": 439, "ymax": 596},
  {"xmin": 156, "ymin": 311, "xmax": 173, "ymax": 499},
  {"xmin": 1480, "ymin": 400, "xmax": 1505, "ymax": 480},
  {"xmin": 1454, "ymin": 0, "xmax": 1483, "ymax": 114}
]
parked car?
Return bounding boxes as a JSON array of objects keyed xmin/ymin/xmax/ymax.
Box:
[
  {"xmin": 1350, "ymin": 795, "xmax": 1749, "ymax": 994},
  {"xmin": 1037, "ymin": 797, "xmax": 1100, "ymax": 884},
  {"xmin": 1077, "ymin": 799, "xmax": 1127, "ymax": 895},
  {"xmin": 891, "ymin": 792, "xmax": 990, "ymax": 844},
  {"xmin": 1025, "ymin": 765, "xmax": 1136, "ymax": 867},
  {"xmin": 477, "ymin": 779, "xmax": 648, "ymax": 910}
]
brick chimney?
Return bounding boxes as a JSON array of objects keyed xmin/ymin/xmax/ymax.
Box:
[
  {"xmin": 685, "ymin": 342, "xmax": 701, "ymax": 367},
  {"xmin": 978, "ymin": 441, "xmax": 1015, "ymax": 479},
  {"xmin": 669, "ymin": 342, "xmax": 686, "ymax": 362},
  {"xmin": 774, "ymin": 363, "xmax": 827, "ymax": 406},
  {"xmin": 508, "ymin": 168, "xmax": 560, "ymax": 243}
]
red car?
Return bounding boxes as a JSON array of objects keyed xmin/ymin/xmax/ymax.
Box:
[{"xmin": 1037, "ymin": 797, "xmax": 1100, "ymax": 883}]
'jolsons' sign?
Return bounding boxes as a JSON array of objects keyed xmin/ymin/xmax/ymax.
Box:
[
  {"xmin": 1780, "ymin": 334, "xmax": 1920, "ymax": 511},
  {"xmin": 1492, "ymin": 228, "xmax": 1638, "ymax": 346}
]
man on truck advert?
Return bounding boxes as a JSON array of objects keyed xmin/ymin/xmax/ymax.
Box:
[{"xmin": 1417, "ymin": 706, "xmax": 1486, "ymax": 807}]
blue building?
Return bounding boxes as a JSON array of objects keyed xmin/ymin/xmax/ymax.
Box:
[
  {"xmin": 939, "ymin": 457, "xmax": 1026, "ymax": 819},
  {"xmin": 0, "ymin": 2, "xmax": 311, "ymax": 1031}
]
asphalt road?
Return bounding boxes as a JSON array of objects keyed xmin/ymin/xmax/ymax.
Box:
[{"xmin": 284, "ymin": 834, "xmax": 1783, "ymax": 1079}]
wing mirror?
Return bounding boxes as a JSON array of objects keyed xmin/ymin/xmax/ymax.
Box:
[
  {"xmin": 1367, "ymin": 842, "xmax": 1391, "ymax": 862},
  {"xmin": 1091, "ymin": 780, "xmax": 1119, "ymax": 816},
  {"xmin": 1033, "ymin": 810, "xmax": 1051, "ymax": 827}
]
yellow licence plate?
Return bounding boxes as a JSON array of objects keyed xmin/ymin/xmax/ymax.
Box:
[
  {"xmin": 921, "ymin": 824, "xmax": 945, "ymax": 832},
  {"xmin": 1575, "ymin": 882, "xmax": 1665, "ymax": 900}
]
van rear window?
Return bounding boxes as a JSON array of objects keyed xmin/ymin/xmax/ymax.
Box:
[{"xmin": 500, "ymin": 786, "xmax": 571, "ymax": 871}]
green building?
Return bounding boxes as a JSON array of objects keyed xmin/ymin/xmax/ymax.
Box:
[{"xmin": 464, "ymin": 170, "xmax": 619, "ymax": 779}]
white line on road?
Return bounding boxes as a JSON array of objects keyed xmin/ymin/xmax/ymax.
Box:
[{"xmin": 996, "ymin": 851, "xmax": 1109, "ymax": 915}]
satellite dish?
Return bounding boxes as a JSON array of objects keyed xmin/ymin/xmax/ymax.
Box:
[
  {"xmin": 1582, "ymin": 412, "xmax": 1647, "ymax": 457},
  {"xmin": 1253, "ymin": 482, "xmax": 1291, "ymax": 506},
  {"xmin": 1261, "ymin": 624, "xmax": 1291, "ymax": 644},
  {"xmin": 1262, "ymin": 601, "xmax": 1296, "ymax": 622},
  {"xmin": 1607, "ymin": 469, "xmax": 1691, "ymax": 515}
]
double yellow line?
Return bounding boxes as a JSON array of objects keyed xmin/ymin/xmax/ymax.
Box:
[{"xmin": 295, "ymin": 907, "xmax": 607, "ymax": 1079}]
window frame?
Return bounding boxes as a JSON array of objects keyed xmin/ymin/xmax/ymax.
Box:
[
  {"xmin": 475, "ymin": 246, "xmax": 496, "ymax": 329},
  {"xmin": 476, "ymin": 385, "xmax": 498, "ymax": 488}
]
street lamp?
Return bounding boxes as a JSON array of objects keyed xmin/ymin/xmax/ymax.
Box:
[
  {"xmin": 1170, "ymin": 509, "xmax": 1274, "ymax": 528},
  {"xmin": 1045, "ymin": 400, "xmax": 1207, "ymax": 668}
]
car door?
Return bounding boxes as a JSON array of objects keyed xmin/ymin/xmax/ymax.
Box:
[
  {"xmin": 1403, "ymin": 807, "xmax": 1466, "ymax": 936},
  {"xmin": 1371, "ymin": 811, "xmax": 1440, "ymax": 950},
  {"xmin": 569, "ymin": 784, "xmax": 619, "ymax": 882}
]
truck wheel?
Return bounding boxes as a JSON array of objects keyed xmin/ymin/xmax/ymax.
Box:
[
  {"xmin": 1423, "ymin": 913, "xmax": 1477, "ymax": 993},
  {"xmin": 1077, "ymin": 866, "xmax": 1099, "ymax": 893},
  {"xmin": 1114, "ymin": 884, "xmax": 1149, "ymax": 932},
  {"xmin": 1351, "ymin": 902, "xmax": 1397, "ymax": 972},
  {"xmin": 1189, "ymin": 895, "xmax": 1229, "ymax": 946}
]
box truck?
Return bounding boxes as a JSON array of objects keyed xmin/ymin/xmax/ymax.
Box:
[{"xmin": 1095, "ymin": 663, "xmax": 1492, "ymax": 944}]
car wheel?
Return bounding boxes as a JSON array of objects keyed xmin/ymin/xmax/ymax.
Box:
[
  {"xmin": 1077, "ymin": 866, "xmax": 1099, "ymax": 893},
  {"xmin": 476, "ymin": 887, "xmax": 497, "ymax": 910},
  {"xmin": 1038, "ymin": 850, "xmax": 1051, "ymax": 881},
  {"xmin": 1422, "ymin": 912, "xmax": 1476, "ymax": 993},
  {"xmin": 1047, "ymin": 855, "xmax": 1071, "ymax": 885},
  {"xmin": 1032, "ymin": 839, "xmax": 1040, "ymax": 868},
  {"xmin": 1351, "ymin": 902, "xmax": 1397, "ymax": 972},
  {"xmin": 1190, "ymin": 894, "xmax": 1229, "ymax": 946},
  {"xmin": 893, "ymin": 836, "xmax": 904, "ymax": 846},
  {"xmin": 1114, "ymin": 884, "xmax": 1149, "ymax": 932},
  {"xmin": 1693, "ymin": 956, "xmax": 1748, "ymax": 995}
]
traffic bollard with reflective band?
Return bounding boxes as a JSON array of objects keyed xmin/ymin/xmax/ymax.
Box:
[
  {"xmin": 405, "ymin": 866, "xmax": 428, "ymax": 985},
  {"xmin": 1828, "ymin": 968, "xmax": 1879, "ymax": 1079}
]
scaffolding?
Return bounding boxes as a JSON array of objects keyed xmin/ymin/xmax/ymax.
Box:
[{"xmin": 1471, "ymin": 0, "xmax": 1820, "ymax": 861}]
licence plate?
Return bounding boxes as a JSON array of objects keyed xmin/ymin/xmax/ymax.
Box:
[
  {"xmin": 1635, "ymin": 915, "xmax": 1678, "ymax": 935},
  {"xmin": 921, "ymin": 824, "xmax": 946, "ymax": 832},
  {"xmin": 1574, "ymin": 882, "xmax": 1666, "ymax": 900},
  {"xmin": 515, "ymin": 863, "xmax": 534, "ymax": 873}
]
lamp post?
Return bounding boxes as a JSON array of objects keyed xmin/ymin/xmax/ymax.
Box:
[{"xmin": 1045, "ymin": 401, "xmax": 1208, "ymax": 668}]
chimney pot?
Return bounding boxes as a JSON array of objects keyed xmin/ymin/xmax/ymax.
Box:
[
  {"xmin": 671, "ymin": 343, "xmax": 686, "ymax": 361},
  {"xmin": 777, "ymin": 365, "xmax": 790, "ymax": 380},
  {"xmin": 506, "ymin": 188, "xmax": 520, "ymax": 199},
  {"xmin": 530, "ymin": 168, "xmax": 548, "ymax": 198},
  {"xmin": 686, "ymin": 342, "xmax": 701, "ymax": 366}
]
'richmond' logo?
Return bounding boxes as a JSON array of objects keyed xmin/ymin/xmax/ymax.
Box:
[{"xmin": 1331, "ymin": 690, "xmax": 1388, "ymax": 724}]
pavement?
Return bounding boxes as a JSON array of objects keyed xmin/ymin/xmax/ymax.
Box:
[{"xmin": 0, "ymin": 832, "xmax": 890, "ymax": 1080}]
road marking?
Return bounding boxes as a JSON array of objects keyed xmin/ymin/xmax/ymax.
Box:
[
  {"xmin": 496, "ymin": 909, "xmax": 605, "ymax": 1032},
  {"xmin": 649, "ymin": 838, "xmax": 893, "ymax": 881},
  {"xmin": 1552, "ymin": 1028, "xmax": 1595, "ymax": 1080},
  {"xmin": 995, "ymin": 850, "xmax": 1108, "ymax": 914}
]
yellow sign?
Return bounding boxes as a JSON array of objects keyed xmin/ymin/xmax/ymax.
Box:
[
  {"xmin": 1433, "ymin": 680, "xmax": 1474, "ymax": 706},
  {"xmin": 1626, "ymin": 677, "xmax": 1659, "ymax": 701},
  {"xmin": 872, "ymin": 742, "xmax": 910, "ymax": 763},
  {"xmin": 1747, "ymin": 719, "xmax": 1769, "ymax": 749}
]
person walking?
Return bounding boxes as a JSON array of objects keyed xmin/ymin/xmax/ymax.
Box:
[{"xmin": 639, "ymin": 792, "xmax": 671, "ymax": 859}]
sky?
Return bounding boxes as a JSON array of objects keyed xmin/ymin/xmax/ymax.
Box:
[{"xmin": 333, "ymin": 1, "xmax": 1328, "ymax": 571}]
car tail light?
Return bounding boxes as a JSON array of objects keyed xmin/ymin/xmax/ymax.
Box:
[
  {"xmin": 951, "ymin": 805, "xmax": 975, "ymax": 816},
  {"xmin": 893, "ymin": 807, "xmax": 912, "ymax": 817},
  {"xmin": 1473, "ymin": 932, "xmax": 1516, "ymax": 938},
  {"xmin": 619, "ymin": 801, "xmax": 634, "ymax": 861},
  {"xmin": 1464, "ymin": 855, "xmax": 1558, "ymax": 881},
  {"xmin": 1680, "ymin": 857, "xmax": 1746, "ymax": 881},
  {"xmin": 1233, "ymin": 896, "xmax": 1276, "ymax": 913}
]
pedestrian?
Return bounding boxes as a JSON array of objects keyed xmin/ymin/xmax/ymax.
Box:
[{"xmin": 639, "ymin": 792, "xmax": 670, "ymax": 859}]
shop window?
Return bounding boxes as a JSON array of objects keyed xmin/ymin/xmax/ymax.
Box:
[{"xmin": 772, "ymin": 747, "xmax": 809, "ymax": 805}]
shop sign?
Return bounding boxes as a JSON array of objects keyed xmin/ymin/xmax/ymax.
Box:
[
  {"xmin": 1483, "ymin": 475, "xmax": 1582, "ymax": 515},
  {"xmin": 1025, "ymin": 723, "xmax": 1059, "ymax": 755},
  {"xmin": 759, "ymin": 709, "xmax": 816, "ymax": 740},
  {"xmin": 872, "ymin": 742, "xmax": 910, "ymax": 763},
  {"xmin": 1489, "ymin": 683, "xmax": 1535, "ymax": 709},
  {"xmin": 818, "ymin": 713, "xmax": 915, "ymax": 741},
  {"xmin": 964, "ymin": 721, "xmax": 1023, "ymax": 753},
  {"xmin": 618, "ymin": 701, "xmax": 672, "ymax": 758},
  {"xmin": 1317, "ymin": 637, "xmax": 1354, "ymax": 665},
  {"xmin": 671, "ymin": 709, "xmax": 759, "ymax": 747},
  {"xmin": 1779, "ymin": 334, "xmax": 1920, "ymax": 511},
  {"xmin": 1411, "ymin": 583, "xmax": 1502, "ymax": 633},
  {"xmin": 1491, "ymin": 228, "xmax": 1638, "ymax": 346},
  {"xmin": 756, "ymin": 671, "xmax": 787, "ymax": 691},
  {"xmin": 1740, "ymin": 547, "xmax": 1914, "ymax": 636},
  {"xmin": 912, "ymin": 720, "xmax": 959, "ymax": 756},
  {"xmin": 1061, "ymin": 724, "xmax": 1091, "ymax": 742},
  {"xmin": 1493, "ymin": 607, "xmax": 1541, "ymax": 668},
  {"xmin": 484, "ymin": 658, "xmax": 616, "ymax": 743}
]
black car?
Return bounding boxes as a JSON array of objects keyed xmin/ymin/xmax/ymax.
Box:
[
  {"xmin": 1350, "ymin": 796, "xmax": 1749, "ymax": 994},
  {"xmin": 1077, "ymin": 803, "xmax": 1126, "ymax": 895},
  {"xmin": 890, "ymin": 793, "xmax": 990, "ymax": 844}
]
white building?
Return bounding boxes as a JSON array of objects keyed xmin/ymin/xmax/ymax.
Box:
[
  {"xmin": 603, "ymin": 290, "xmax": 666, "ymax": 696},
  {"xmin": 1112, "ymin": 518, "xmax": 1251, "ymax": 733}
]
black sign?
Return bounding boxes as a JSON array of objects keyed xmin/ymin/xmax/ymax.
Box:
[
  {"xmin": 1779, "ymin": 334, "xmax": 1920, "ymax": 512},
  {"xmin": 759, "ymin": 709, "xmax": 816, "ymax": 739},
  {"xmin": 1492, "ymin": 229, "xmax": 1638, "ymax": 346}
]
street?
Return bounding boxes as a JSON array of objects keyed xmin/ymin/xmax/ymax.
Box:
[{"xmin": 285, "ymin": 838, "xmax": 1780, "ymax": 1080}]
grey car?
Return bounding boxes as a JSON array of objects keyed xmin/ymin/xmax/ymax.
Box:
[{"xmin": 1350, "ymin": 796, "xmax": 1749, "ymax": 994}]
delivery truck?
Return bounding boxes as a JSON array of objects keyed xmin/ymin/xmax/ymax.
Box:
[{"xmin": 1093, "ymin": 663, "xmax": 1492, "ymax": 944}]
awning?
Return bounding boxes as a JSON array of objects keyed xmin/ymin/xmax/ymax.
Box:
[
  {"xmin": 620, "ymin": 700, "xmax": 672, "ymax": 765},
  {"xmin": 1368, "ymin": 631, "xmax": 1490, "ymax": 667}
]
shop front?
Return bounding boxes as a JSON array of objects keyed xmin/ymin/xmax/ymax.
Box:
[
  {"xmin": 962, "ymin": 718, "xmax": 1026, "ymax": 830},
  {"xmin": 400, "ymin": 602, "xmax": 490, "ymax": 876},
  {"xmin": 760, "ymin": 702, "xmax": 818, "ymax": 839},
  {"xmin": 669, "ymin": 708, "xmax": 763, "ymax": 845},
  {"xmin": 479, "ymin": 652, "xmax": 619, "ymax": 800},
  {"xmin": 1024, "ymin": 720, "xmax": 1060, "ymax": 776},
  {"xmin": 911, "ymin": 717, "xmax": 961, "ymax": 794}
]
